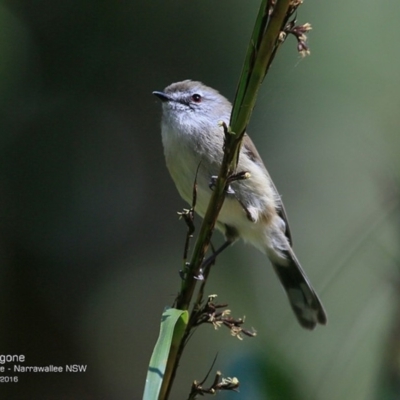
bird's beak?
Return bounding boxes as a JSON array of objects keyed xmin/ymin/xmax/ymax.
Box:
[{"xmin": 152, "ymin": 91, "xmax": 170, "ymax": 102}]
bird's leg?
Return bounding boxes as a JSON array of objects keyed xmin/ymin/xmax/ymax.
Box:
[
  {"xmin": 208, "ymin": 170, "xmax": 251, "ymax": 194},
  {"xmin": 228, "ymin": 171, "xmax": 251, "ymax": 184},
  {"xmin": 201, "ymin": 240, "xmax": 233, "ymax": 270},
  {"xmin": 208, "ymin": 175, "xmax": 235, "ymax": 194}
]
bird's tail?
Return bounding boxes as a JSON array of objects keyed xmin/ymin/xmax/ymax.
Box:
[{"xmin": 269, "ymin": 248, "xmax": 327, "ymax": 329}]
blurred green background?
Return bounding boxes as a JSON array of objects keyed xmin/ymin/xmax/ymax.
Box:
[{"xmin": 1, "ymin": 0, "xmax": 400, "ymax": 399}]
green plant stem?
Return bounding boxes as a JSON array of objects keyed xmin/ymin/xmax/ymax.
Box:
[
  {"xmin": 176, "ymin": 0, "xmax": 291, "ymax": 316},
  {"xmin": 231, "ymin": 0, "xmax": 291, "ymax": 139},
  {"xmin": 162, "ymin": 1, "xmax": 295, "ymax": 398}
]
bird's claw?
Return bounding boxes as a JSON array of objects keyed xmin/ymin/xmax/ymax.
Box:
[{"xmin": 209, "ymin": 175, "xmax": 235, "ymax": 194}]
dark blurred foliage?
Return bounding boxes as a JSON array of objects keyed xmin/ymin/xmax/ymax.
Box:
[{"xmin": 1, "ymin": 1, "xmax": 400, "ymax": 399}]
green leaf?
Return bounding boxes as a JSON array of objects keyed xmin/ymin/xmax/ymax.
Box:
[{"xmin": 143, "ymin": 308, "xmax": 189, "ymax": 400}]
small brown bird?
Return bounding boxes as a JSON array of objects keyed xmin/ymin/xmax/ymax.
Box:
[{"xmin": 153, "ymin": 80, "xmax": 327, "ymax": 329}]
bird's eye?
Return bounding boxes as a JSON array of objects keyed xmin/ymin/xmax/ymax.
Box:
[{"xmin": 191, "ymin": 94, "xmax": 202, "ymax": 103}]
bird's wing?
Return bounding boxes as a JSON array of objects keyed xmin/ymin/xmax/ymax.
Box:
[{"xmin": 242, "ymin": 134, "xmax": 293, "ymax": 246}]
